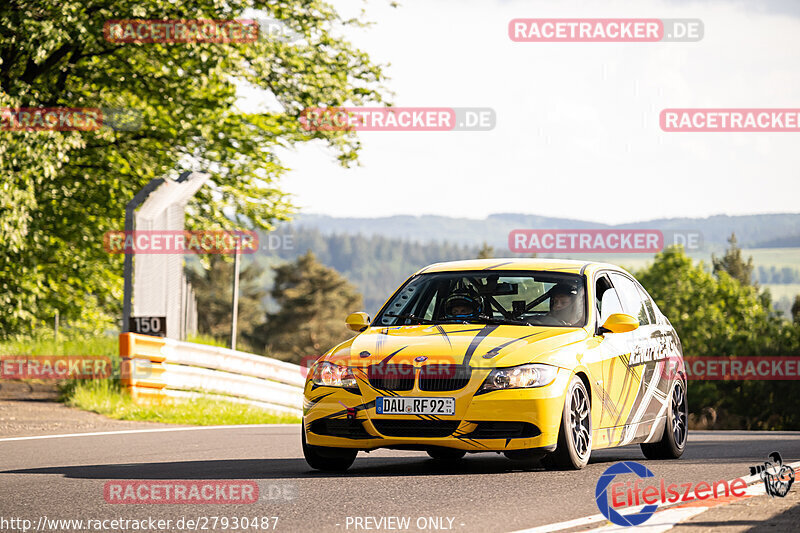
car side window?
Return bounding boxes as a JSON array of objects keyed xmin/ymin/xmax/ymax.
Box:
[
  {"xmin": 596, "ymin": 274, "xmax": 624, "ymax": 325},
  {"xmin": 608, "ymin": 273, "xmax": 651, "ymax": 325},
  {"xmin": 636, "ymin": 285, "xmax": 658, "ymax": 324}
]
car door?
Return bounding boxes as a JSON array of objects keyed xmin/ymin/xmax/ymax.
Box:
[
  {"xmin": 603, "ymin": 272, "xmax": 666, "ymax": 443},
  {"xmin": 593, "ymin": 272, "xmax": 640, "ymax": 432}
]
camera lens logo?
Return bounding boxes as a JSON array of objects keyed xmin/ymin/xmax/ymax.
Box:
[{"xmin": 596, "ymin": 461, "xmax": 659, "ymax": 527}]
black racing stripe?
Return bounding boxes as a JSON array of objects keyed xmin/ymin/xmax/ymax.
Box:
[
  {"xmin": 622, "ymin": 367, "xmax": 654, "ymax": 428},
  {"xmin": 306, "ymin": 391, "xmax": 335, "ymax": 408},
  {"xmin": 481, "ymin": 332, "xmax": 544, "ymax": 359},
  {"xmin": 612, "ymin": 360, "xmax": 637, "ymax": 428},
  {"xmin": 462, "ymin": 325, "xmax": 500, "ymax": 366},
  {"xmin": 483, "ymin": 261, "xmax": 515, "ymax": 270},
  {"xmin": 435, "ymin": 325, "xmax": 452, "ymax": 347},
  {"xmin": 379, "ymin": 345, "xmax": 408, "ymax": 365}
]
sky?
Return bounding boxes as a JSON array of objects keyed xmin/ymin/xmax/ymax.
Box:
[{"xmin": 243, "ymin": 0, "xmax": 800, "ymax": 224}]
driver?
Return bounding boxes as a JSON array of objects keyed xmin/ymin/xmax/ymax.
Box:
[
  {"xmin": 443, "ymin": 288, "xmax": 482, "ymax": 319},
  {"xmin": 547, "ymin": 284, "xmax": 583, "ymax": 325}
]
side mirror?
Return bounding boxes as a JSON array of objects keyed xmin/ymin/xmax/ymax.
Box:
[
  {"xmin": 599, "ymin": 313, "xmax": 639, "ymax": 335},
  {"xmin": 346, "ymin": 312, "xmax": 371, "ymax": 332}
]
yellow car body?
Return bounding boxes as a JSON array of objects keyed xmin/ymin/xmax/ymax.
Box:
[{"xmin": 302, "ymin": 259, "xmax": 687, "ymax": 470}]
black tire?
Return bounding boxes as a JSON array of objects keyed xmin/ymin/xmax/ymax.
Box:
[
  {"xmin": 641, "ymin": 379, "xmax": 688, "ymax": 460},
  {"xmin": 541, "ymin": 375, "xmax": 592, "ymax": 470},
  {"xmin": 302, "ymin": 430, "xmax": 357, "ymax": 472},
  {"xmin": 426, "ymin": 448, "xmax": 467, "ymax": 461}
]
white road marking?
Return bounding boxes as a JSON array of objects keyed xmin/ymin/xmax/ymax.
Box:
[
  {"xmin": 594, "ymin": 506, "xmax": 708, "ymax": 532},
  {"xmin": 0, "ymin": 424, "xmax": 299, "ymax": 442}
]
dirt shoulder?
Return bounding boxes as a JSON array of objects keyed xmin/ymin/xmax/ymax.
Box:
[{"xmin": 0, "ymin": 399, "xmax": 180, "ymax": 438}]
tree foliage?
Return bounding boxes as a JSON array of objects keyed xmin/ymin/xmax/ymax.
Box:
[
  {"xmin": 476, "ymin": 242, "xmax": 494, "ymax": 259},
  {"xmin": 637, "ymin": 246, "xmax": 800, "ymax": 429},
  {"xmin": 185, "ymin": 255, "xmax": 266, "ymax": 345},
  {"xmin": 0, "ymin": 0, "xmax": 389, "ymax": 337},
  {"xmin": 251, "ymin": 251, "xmax": 362, "ymax": 364},
  {"xmin": 712, "ymin": 233, "xmax": 755, "ymax": 286}
]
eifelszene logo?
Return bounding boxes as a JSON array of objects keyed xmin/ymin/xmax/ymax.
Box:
[
  {"xmin": 596, "ymin": 462, "xmax": 658, "ymax": 527},
  {"xmin": 749, "ymin": 452, "xmax": 795, "ymax": 497},
  {"xmin": 596, "ymin": 461, "xmax": 748, "ymax": 527}
]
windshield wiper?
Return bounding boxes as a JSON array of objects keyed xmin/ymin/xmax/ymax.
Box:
[
  {"xmin": 384, "ymin": 313, "xmax": 435, "ymax": 324},
  {"xmin": 473, "ymin": 314, "xmax": 530, "ymax": 326}
]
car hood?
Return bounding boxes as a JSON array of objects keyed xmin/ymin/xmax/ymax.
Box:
[{"xmin": 323, "ymin": 324, "xmax": 589, "ymax": 369}]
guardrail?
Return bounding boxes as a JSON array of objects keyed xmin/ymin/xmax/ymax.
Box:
[{"xmin": 119, "ymin": 333, "xmax": 304, "ymax": 416}]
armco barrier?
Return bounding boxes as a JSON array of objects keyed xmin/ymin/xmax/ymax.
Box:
[{"xmin": 119, "ymin": 333, "xmax": 304, "ymax": 416}]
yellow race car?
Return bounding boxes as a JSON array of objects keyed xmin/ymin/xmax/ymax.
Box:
[{"xmin": 302, "ymin": 259, "xmax": 687, "ymax": 471}]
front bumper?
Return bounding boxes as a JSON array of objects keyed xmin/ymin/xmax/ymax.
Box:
[{"xmin": 303, "ymin": 367, "xmax": 570, "ymax": 451}]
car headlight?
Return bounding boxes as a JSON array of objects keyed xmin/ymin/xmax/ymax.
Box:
[
  {"xmin": 311, "ymin": 361, "xmax": 357, "ymax": 388},
  {"xmin": 479, "ymin": 363, "xmax": 558, "ymax": 392}
]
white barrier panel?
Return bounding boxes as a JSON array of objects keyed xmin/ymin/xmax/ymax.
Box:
[
  {"xmin": 162, "ymin": 338, "xmax": 306, "ymax": 388},
  {"xmin": 162, "ymin": 363, "xmax": 303, "ymax": 410},
  {"xmin": 121, "ymin": 333, "xmax": 306, "ymax": 417}
]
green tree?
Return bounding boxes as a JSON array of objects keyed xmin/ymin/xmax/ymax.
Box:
[
  {"xmin": 477, "ymin": 242, "xmax": 494, "ymax": 259},
  {"xmin": 712, "ymin": 233, "xmax": 755, "ymax": 286},
  {"xmin": 0, "ymin": 0, "xmax": 389, "ymax": 337},
  {"xmin": 637, "ymin": 246, "xmax": 800, "ymax": 429},
  {"xmin": 252, "ymin": 251, "xmax": 362, "ymax": 363},
  {"xmin": 792, "ymin": 294, "xmax": 800, "ymax": 325},
  {"xmin": 185, "ymin": 256, "xmax": 266, "ymax": 345}
]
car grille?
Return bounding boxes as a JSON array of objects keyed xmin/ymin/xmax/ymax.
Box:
[
  {"xmin": 463, "ymin": 421, "xmax": 541, "ymax": 439},
  {"xmin": 367, "ymin": 363, "xmax": 415, "ymax": 391},
  {"xmin": 309, "ymin": 419, "xmax": 372, "ymax": 439},
  {"xmin": 371, "ymin": 420, "xmax": 460, "ymax": 438},
  {"xmin": 418, "ymin": 364, "xmax": 472, "ymax": 391}
]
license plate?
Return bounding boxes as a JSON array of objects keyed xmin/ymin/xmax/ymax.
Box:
[{"xmin": 376, "ymin": 397, "xmax": 455, "ymax": 416}]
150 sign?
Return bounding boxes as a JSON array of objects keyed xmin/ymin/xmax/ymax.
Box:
[{"xmin": 129, "ymin": 316, "xmax": 166, "ymax": 337}]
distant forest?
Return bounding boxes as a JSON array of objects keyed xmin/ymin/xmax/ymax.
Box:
[
  {"xmin": 250, "ymin": 225, "xmax": 800, "ymax": 317},
  {"xmin": 255, "ymin": 226, "xmax": 480, "ymax": 314}
]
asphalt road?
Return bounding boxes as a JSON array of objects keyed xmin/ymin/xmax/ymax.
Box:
[{"xmin": 1, "ymin": 425, "xmax": 799, "ymax": 533}]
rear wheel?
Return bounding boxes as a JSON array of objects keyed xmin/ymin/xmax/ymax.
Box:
[
  {"xmin": 641, "ymin": 379, "xmax": 688, "ymax": 460},
  {"xmin": 426, "ymin": 448, "xmax": 466, "ymax": 461},
  {"xmin": 542, "ymin": 375, "xmax": 592, "ymax": 470},
  {"xmin": 302, "ymin": 430, "xmax": 357, "ymax": 472}
]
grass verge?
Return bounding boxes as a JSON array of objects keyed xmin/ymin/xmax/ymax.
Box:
[
  {"xmin": 65, "ymin": 380, "xmax": 300, "ymax": 425},
  {"xmin": 2, "ymin": 334, "xmax": 301, "ymax": 426}
]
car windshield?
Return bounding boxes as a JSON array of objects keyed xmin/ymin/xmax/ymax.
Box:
[{"xmin": 375, "ymin": 271, "xmax": 586, "ymax": 327}]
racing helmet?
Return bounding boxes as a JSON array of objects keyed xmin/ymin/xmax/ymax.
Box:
[
  {"xmin": 548, "ymin": 282, "xmax": 584, "ymax": 324},
  {"xmin": 549, "ymin": 283, "xmax": 579, "ymax": 298},
  {"xmin": 444, "ymin": 286, "xmax": 483, "ymax": 318}
]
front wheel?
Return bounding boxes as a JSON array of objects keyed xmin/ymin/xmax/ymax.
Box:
[
  {"xmin": 302, "ymin": 430, "xmax": 357, "ymax": 472},
  {"xmin": 641, "ymin": 379, "xmax": 688, "ymax": 460},
  {"xmin": 541, "ymin": 375, "xmax": 592, "ymax": 470}
]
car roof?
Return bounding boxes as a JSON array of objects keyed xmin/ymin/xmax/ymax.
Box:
[{"xmin": 414, "ymin": 258, "xmax": 629, "ymax": 277}]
